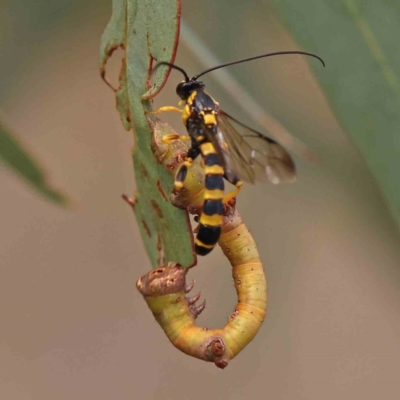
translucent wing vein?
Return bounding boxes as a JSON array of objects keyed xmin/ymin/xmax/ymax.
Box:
[{"xmin": 216, "ymin": 110, "xmax": 296, "ymax": 184}]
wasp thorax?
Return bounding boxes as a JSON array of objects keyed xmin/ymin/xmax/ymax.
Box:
[{"xmin": 176, "ymin": 80, "xmax": 205, "ymax": 100}]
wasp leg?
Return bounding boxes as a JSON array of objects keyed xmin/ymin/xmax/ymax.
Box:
[
  {"xmin": 157, "ymin": 134, "xmax": 178, "ymax": 163},
  {"xmin": 223, "ymin": 181, "xmax": 243, "ymax": 203},
  {"xmin": 157, "ymin": 134, "xmax": 191, "ymax": 162},
  {"xmin": 161, "ymin": 134, "xmax": 190, "ymax": 145},
  {"xmin": 147, "ymin": 106, "xmax": 182, "ymax": 115},
  {"xmin": 162, "ymin": 134, "xmax": 179, "ymax": 145},
  {"xmin": 187, "ymin": 145, "xmax": 200, "ymax": 160},
  {"xmin": 223, "ymin": 169, "xmax": 243, "ymax": 203}
]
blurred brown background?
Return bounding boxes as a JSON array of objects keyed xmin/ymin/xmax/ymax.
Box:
[{"xmin": 1, "ymin": 1, "xmax": 400, "ymax": 399}]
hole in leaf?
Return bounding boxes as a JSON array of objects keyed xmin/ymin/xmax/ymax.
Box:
[{"xmin": 102, "ymin": 46, "xmax": 125, "ymax": 91}]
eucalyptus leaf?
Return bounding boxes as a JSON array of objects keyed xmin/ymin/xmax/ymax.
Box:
[
  {"xmin": 0, "ymin": 120, "xmax": 68, "ymax": 205},
  {"xmin": 271, "ymin": 0, "xmax": 400, "ymax": 229},
  {"xmin": 100, "ymin": 0, "xmax": 196, "ymax": 269}
]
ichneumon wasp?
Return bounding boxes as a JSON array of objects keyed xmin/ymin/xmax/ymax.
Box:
[{"xmin": 148, "ymin": 50, "xmax": 325, "ymax": 256}]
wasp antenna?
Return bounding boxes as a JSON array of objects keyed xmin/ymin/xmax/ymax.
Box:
[
  {"xmin": 152, "ymin": 62, "xmax": 190, "ymax": 82},
  {"xmin": 192, "ymin": 51, "xmax": 325, "ymax": 80}
]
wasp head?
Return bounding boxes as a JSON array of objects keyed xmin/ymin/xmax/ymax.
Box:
[{"xmin": 176, "ymin": 80, "xmax": 205, "ymax": 100}]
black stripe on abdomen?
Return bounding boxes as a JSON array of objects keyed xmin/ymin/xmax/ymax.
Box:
[
  {"xmin": 204, "ymin": 153, "xmax": 222, "ymax": 166},
  {"xmin": 203, "ymin": 199, "xmax": 224, "ymax": 217},
  {"xmin": 205, "ymin": 175, "xmax": 224, "ymax": 191},
  {"xmin": 195, "ymin": 225, "xmax": 222, "ymax": 256},
  {"xmin": 197, "ymin": 224, "xmax": 221, "ymax": 244},
  {"xmin": 195, "ymin": 143, "xmax": 225, "ymax": 256}
]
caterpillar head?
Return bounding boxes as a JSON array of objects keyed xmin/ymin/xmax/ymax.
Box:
[{"xmin": 136, "ymin": 262, "xmax": 187, "ymax": 297}]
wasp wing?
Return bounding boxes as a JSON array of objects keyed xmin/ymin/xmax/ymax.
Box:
[{"xmin": 214, "ymin": 110, "xmax": 296, "ymax": 184}]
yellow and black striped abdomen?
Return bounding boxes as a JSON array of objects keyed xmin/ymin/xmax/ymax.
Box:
[{"xmin": 195, "ymin": 143, "xmax": 224, "ymax": 256}]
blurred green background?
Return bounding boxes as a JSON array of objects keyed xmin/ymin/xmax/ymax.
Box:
[{"xmin": 1, "ymin": 1, "xmax": 400, "ymax": 399}]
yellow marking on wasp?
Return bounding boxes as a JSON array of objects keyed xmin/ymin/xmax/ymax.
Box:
[
  {"xmin": 194, "ymin": 238, "xmax": 214, "ymax": 249},
  {"xmin": 174, "ymin": 181, "xmax": 184, "ymax": 190},
  {"xmin": 203, "ymin": 113, "xmax": 216, "ymax": 125},
  {"xmin": 187, "ymin": 92, "xmax": 197, "ymax": 105},
  {"xmin": 200, "ymin": 142, "xmax": 217, "ymax": 156},
  {"xmin": 204, "ymin": 165, "xmax": 224, "ymax": 175},
  {"xmin": 223, "ymin": 181, "xmax": 243, "ymax": 203},
  {"xmin": 203, "ymin": 189, "xmax": 224, "ymax": 200},
  {"xmin": 149, "ymin": 106, "xmax": 182, "ymax": 114},
  {"xmin": 182, "ymin": 104, "xmax": 191, "ymax": 125},
  {"xmin": 199, "ymin": 213, "xmax": 223, "ymax": 226}
]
